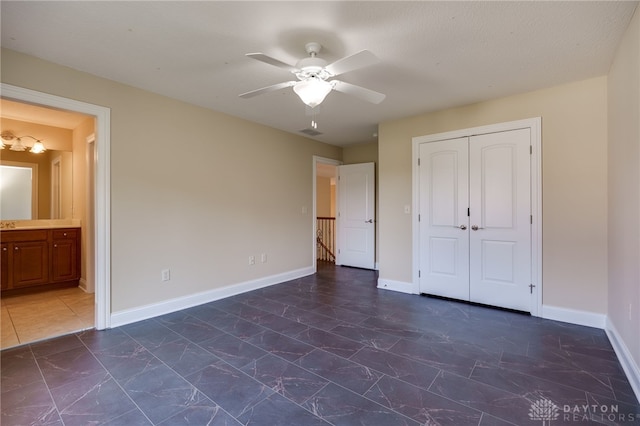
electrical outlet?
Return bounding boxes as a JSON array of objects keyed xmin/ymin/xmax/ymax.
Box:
[
  {"xmin": 249, "ymin": 256, "xmax": 256, "ymax": 266},
  {"xmin": 161, "ymin": 269, "xmax": 171, "ymax": 282},
  {"xmin": 261, "ymin": 253, "xmax": 267, "ymax": 263}
]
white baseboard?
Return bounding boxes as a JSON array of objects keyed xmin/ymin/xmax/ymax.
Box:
[
  {"xmin": 377, "ymin": 278, "xmax": 417, "ymax": 294},
  {"xmin": 605, "ymin": 318, "xmax": 640, "ymax": 403},
  {"xmin": 541, "ymin": 304, "xmax": 606, "ymax": 329},
  {"xmin": 110, "ymin": 266, "xmax": 315, "ymax": 328},
  {"xmin": 78, "ymin": 278, "xmax": 88, "ymax": 293}
]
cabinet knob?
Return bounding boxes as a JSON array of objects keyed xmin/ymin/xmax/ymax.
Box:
[
  {"xmin": 63, "ymin": 233, "xmax": 67, "ymax": 237},
  {"xmin": 2, "ymin": 247, "xmax": 6, "ymax": 251},
  {"xmin": 54, "ymin": 244, "xmax": 58, "ymax": 248},
  {"xmin": 14, "ymin": 246, "xmax": 18, "ymax": 250}
]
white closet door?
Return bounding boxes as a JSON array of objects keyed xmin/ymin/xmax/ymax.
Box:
[
  {"xmin": 418, "ymin": 138, "xmax": 469, "ymax": 300},
  {"xmin": 469, "ymin": 129, "xmax": 532, "ymax": 311}
]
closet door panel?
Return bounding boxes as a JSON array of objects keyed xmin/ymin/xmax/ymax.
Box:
[
  {"xmin": 418, "ymin": 138, "xmax": 469, "ymax": 300},
  {"xmin": 469, "ymin": 129, "xmax": 531, "ymax": 311}
]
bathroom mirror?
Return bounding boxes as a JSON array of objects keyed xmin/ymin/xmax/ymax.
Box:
[{"xmin": 0, "ymin": 149, "xmax": 73, "ymax": 220}]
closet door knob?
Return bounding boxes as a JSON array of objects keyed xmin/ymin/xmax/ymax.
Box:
[
  {"xmin": 471, "ymin": 225, "xmax": 485, "ymax": 231},
  {"xmin": 456, "ymin": 225, "xmax": 467, "ymax": 230}
]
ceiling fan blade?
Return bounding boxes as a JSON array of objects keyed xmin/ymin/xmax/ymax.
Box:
[
  {"xmin": 246, "ymin": 53, "xmax": 298, "ymax": 72},
  {"xmin": 325, "ymin": 50, "xmax": 380, "ymax": 76},
  {"xmin": 239, "ymin": 81, "xmax": 297, "ymax": 98},
  {"xmin": 331, "ymin": 80, "xmax": 386, "ymax": 104}
]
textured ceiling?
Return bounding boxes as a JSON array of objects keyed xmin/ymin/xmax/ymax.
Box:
[{"xmin": 1, "ymin": 1, "xmax": 637, "ymax": 146}]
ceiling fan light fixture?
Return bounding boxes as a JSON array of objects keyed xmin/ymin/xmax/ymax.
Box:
[{"xmin": 293, "ymin": 78, "xmax": 333, "ymax": 108}]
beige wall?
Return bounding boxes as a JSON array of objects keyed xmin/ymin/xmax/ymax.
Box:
[
  {"xmin": 2, "ymin": 48, "xmax": 342, "ymax": 312},
  {"xmin": 316, "ymin": 176, "xmax": 332, "ymax": 217},
  {"xmin": 608, "ymin": 7, "xmax": 640, "ymax": 375},
  {"xmin": 379, "ymin": 76, "xmax": 608, "ymax": 314}
]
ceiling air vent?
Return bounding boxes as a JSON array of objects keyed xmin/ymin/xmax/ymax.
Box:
[{"xmin": 299, "ymin": 128, "xmax": 323, "ymax": 136}]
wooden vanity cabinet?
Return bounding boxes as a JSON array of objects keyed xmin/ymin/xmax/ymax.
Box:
[
  {"xmin": 0, "ymin": 228, "xmax": 80, "ymax": 294},
  {"xmin": 51, "ymin": 229, "xmax": 79, "ymax": 283}
]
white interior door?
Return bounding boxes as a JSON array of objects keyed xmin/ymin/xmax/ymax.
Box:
[
  {"xmin": 469, "ymin": 129, "xmax": 531, "ymax": 311},
  {"xmin": 337, "ymin": 162, "xmax": 375, "ymax": 269},
  {"xmin": 418, "ymin": 138, "xmax": 470, "ymax": 299},
  {"xmin": 418, "ymin": 129, "xmax": 532, "ymax": 312}
]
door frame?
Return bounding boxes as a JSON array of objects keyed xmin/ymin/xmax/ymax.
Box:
[
  {"xmin": 312, "ymin": 156, "xmax": 342, "ymax": 273},
  {"xmin": 2, "ymin": 83, "xmax": 112, "ymax": 329},
  {"xmin": 412, "ymin": 117, "xmax": 542, "ymax": 316}
]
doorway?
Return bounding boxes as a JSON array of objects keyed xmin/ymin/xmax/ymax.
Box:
[
  {"xmin": 313, "ymin": 157, "xmax": 340, "ymax": 270},
  {"xmin": 1, "ymin": 83, "xmax": 111, "ymax": 340},
  {"xmin": 412, "ymin": 118, "xmax": 542, "ymax": 315}
]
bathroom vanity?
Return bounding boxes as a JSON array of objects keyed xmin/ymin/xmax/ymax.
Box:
[{"xmin": 1, "ymin": 224, "xmax": 80, "ymax": 295}]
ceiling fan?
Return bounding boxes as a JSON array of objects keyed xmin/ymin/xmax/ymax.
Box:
[{"xmin": 239, "ymin": 42, "xmax": 386, "ymax": 108}]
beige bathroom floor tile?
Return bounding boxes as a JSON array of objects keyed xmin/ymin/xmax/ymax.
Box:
[{"xmin": 0, "ymin": 286, "xmax": 94, "ymax": 349}]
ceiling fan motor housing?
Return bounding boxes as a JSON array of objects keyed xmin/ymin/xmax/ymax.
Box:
[{"xmin": 295, "ymin": 56, "xmax": 330, "ymax": 80}]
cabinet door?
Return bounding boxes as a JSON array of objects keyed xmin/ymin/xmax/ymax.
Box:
[
  {"xmin": 12, "ymin": 241, "xmax": 49, "ymax": 288},
  {"xmin": 1, "ymin": 243, "xmax": 10, "ymax": 290},
  {"xmin": 52, "ymin": 238, "xmax": 78, "ymax": 282}
]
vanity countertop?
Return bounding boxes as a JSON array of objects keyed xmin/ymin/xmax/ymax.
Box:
[{"xmin": 0, "ymin": 219, "xmax": 81, "ymax": 230}]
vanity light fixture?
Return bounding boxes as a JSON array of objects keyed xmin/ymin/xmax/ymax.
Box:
[{"xmin": 0, "ymin": 131, "xmax": 47, "ymax": 153}]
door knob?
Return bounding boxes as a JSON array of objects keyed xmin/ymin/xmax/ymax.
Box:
[
  {"xmin": 456, "ymin": 225, "xmax": 467, "ymax": 230},
  {"xmin": 365, "ymin": 219, "xmax": 373, "ymax": 223},
  {"xmin": 471, "ymin": 225, "xmax": 484, "ymax": 231}
]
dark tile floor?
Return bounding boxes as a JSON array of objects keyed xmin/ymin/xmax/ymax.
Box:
[{"xmin": 2, "ymin": 263, "xmax": 639, "ymax": 425}]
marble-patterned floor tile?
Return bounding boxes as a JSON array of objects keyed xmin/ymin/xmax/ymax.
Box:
[
  {"xmin": 329, "ymin": 322, "xmax": 401, "ymax": 350},
  {"xmin": 349, "ymin": 346, "xmax": 440, "ymax": 389},
  {"xmin": 470, "ymin": 361, "xmax": 589, "ymax": 406},
  {"xmin": 30, "ymin": 333, "xmax": 84, "ymax": 357},
  {"xmin": 430, "ymin": 370, "xmax": 581, "ymax": 425},
  {"xmin": 185, "ymin": 359, "xmax": 274, "ymax": 417},
  {"xmin": 238, "ymin": 392, "xmax": 330, "ymax": 426},
  {"xmin": 77, "ymin": 328, "xmax": 135, "ymax": 351},
  {"xmin": 199, "ymin": 333, "xmax": 268, "ymax": 369},
  {"xmin": 296, "ymin": 349, "xmax": 381, "ymax": 395},
  {"xmin": 389, "ymin": 338, "xmax": 478, "ymax": 377},
  {"xmin": 210, "ymin": 314, "xmax": 266, "ymax": 339},
  {"xmin": 120, "ymin": 363, "xmax": 207, "ymax": 424},
  {"xmin": 93, "ymin": 338, "xmax": 163, "ymax": 382},
  {"xmin": 1, "ymin": 345, "xmax": 43, "ymax": 393},
  {"xmin": 499, "ymin": 351, "xmax": 617, "ymax": 400},
  {"xmin": 295, "ymin": 327, "xmax": 363, "ymax": 358},
  {"xmin": 150, "ymin": 337, "xmax": 220, "ymax": 376},
  {"xmin": 157, "ymin": 313, "xmax": 226, "ymax": 343},
  {"xmin": 303, "ymin": 382, "xmax": 419, "ymax": 426},
  {"xmin": 121, "ymin": 318, "xmax": 182, "ymax": 350},
  {"xmin": 241, "ymin": 353, "xmax": 329, "ymax": 404},
  {"xmin": 311, "ymin": 304, "xmax": 370, "ymax": 324},
  {"xmin": 246, "ymin": 329, "xmax": 315, "ymax": 362},
  {"xmin": 1, "ymin": 378, "xmax": 62, "ymax": 425},
  {"xmin": 36, "ymin": 345, "xmax": 106, "ymax": 390},
  {"xmin": 252, "ymin": 312, "xmax": 310, "ymax": 337},
  {"xmin": 50, "ymin": 371, "xmax": 137, "ymax": 426},
  {"xmin": 157, "ymin": 402, "xmax": 242, "ymax": 425},
  {"xmin": 1, "ymin": 263, "xmax": 637, "ymax": 426},
  {"xmin": 366, "ymin": 375, "xmax": 482, "ymax": 425},
  {"xmin": 102, "ymin": 408, "xmax": 152, "ymax": 425},
  {"xmin": 280, "ymin": 305, "xmax": 344, "ymax": 331},
  {"xmin": 359, "ymin": 316, "xmax": 425, "ymax": 340}
]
